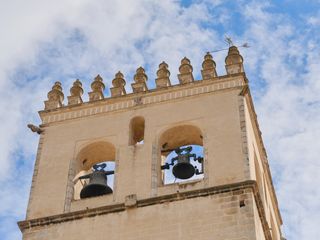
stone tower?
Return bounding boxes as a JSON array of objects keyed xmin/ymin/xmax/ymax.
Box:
[{"xmin": 19, "ymin": 46, "xmax": 283, "ymax": 240}]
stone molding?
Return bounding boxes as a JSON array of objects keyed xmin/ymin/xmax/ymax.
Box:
[
  {"xmin": 18, "ymin": 180, "xmax": 271, "ymax": 240},
  {"xmin": 39, "ymin": 74, "xmax": 246, "ymax": 125}
]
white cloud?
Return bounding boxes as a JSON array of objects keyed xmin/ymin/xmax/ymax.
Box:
[
  {"xmin": 0, "ymin": 1, "xmax": 222, "ymax": 239},
  {"xmin": 0, "ymin": 0, "xmax": 319, "ymax": 239},
  {"xmin": 0, "ymin": 0, "xmax": 219, "ymax": 174},
  {"xmin": 238, "ymin": 2, "xmax": 320, "ymax": 239}
]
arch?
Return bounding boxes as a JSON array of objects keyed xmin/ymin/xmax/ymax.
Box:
[
  {"xmin": 73, "ymin": 141, "xmax": 116, "ymax": 200},
  {"xmin": 158, "ymin": 124, "xmax": 204, "ymax": 184},
  {"xmin": 75, "ymin": 141, "xmax": 116, "ymax": 173},
  {"xmin": 159, "ymin": 125, "xmax": 203, "ymax": 155},
  {"xmin": 129, "ymin": 116, "xmax": 145, "ymax": 145}
]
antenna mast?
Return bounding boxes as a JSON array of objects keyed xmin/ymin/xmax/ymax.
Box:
[{"xmin": 210, "ymin": 36, "xmax": 250, "ymax": 53}]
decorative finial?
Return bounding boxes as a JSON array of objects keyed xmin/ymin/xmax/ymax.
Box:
[
  {"xmin": 158, "ymin": 61, "xmax": 169, "ymax": 74},
  {"xmin": 155, "ymin": 61, "xmax": 171, "ymax": 88},
  {"xmin": 88, "ymin": 75, "xmax": 105, "ymax": 101},
  {"xmin": 178, "ymin": 57, "xmax": 194, "ymax": 84},
  {"xmin": 110, "ymin": 71, "xmax": 126, "ymax": 97},
  {"xmin": 44, "ymin": 81, "xmax": 64, "ymax": 110},
  {"xmin": 71, "ymin": 80, "xmax": 83, "ymax": 96},
  {"xmin": 202, "ymin": 52, "xmax": 216, "ymax": 69},
  {"xmin": 201, "ymin": 52, "xmax": 217, "ymax": 80},
  {"xmin": 68, "ymin": 79, "xmax": 84, "ymax": 105},
  {"xmin": 132, "ymin": 67, "xmax": 148, "ymax": 93},
  {"xmin": 48, "ymin": 82, "xmax": 63, "ymax": 100},
  {"xmin": 134, "ymin": 67, "xmax": 148, "ymax": 83},
  {"xmin": 225, "ymin": 46, "xmax": 244, "ymax": 74},
  {"xmin": 112, "ymin": 71, "xmax": 126, "ymax": 87},
  {"xmin": 180, "ymin": 57, "xmax": 192, "ymax": 72}
]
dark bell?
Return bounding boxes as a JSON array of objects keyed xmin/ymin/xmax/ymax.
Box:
[
  {"xmin": 80, "ymin": 171, "xmax": 112, "ymax": 199},
  {"xmin": 172, "ymin": 156, "xmax": 195, "ymax": 179},
  {"xmin": 79, "ymin": 163, "xmax": 114, "ymax": 199},
  {"xmin": 161, "ymin": 146, "xmax": 203, "ymax": 180}
]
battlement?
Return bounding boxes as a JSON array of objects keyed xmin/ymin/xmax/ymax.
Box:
[{"xmin": 42, "ymin": 46, "xmax": 245, "ymax": 114}]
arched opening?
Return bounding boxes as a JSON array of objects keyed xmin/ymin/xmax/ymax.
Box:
[
  {"xmin": 73, "ymin": 141, "xmax": 116, "ymax": 200},
  {"xmin": 129, "ymin": 116, "xmax": 145, "ymax": 145},
  {"xmin": 159, "ymin": 125, "xmax": 204, "ymax": 185}
]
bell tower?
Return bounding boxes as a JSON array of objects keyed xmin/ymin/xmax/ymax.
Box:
[{"xmin": 19, "ymin": 46, "xmax": 283, "ymax": 240}]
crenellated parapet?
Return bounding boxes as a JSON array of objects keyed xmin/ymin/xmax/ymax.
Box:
[{"xmin": 43, "ymin": 46, "xmax": 245, "ymax": 111}]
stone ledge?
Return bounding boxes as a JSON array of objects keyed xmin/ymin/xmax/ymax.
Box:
[{"xmin": 19, "ymin": 180, "xmax": 262, "ymax": 231}]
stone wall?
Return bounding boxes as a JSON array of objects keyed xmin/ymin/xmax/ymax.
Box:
[
  {"xmin": 22, "ymin": 186, "xmax": 262, "ymax": 240},
  {"xmin": 26, "ymin": 84, "xmax": 247, "ymax": 219}
]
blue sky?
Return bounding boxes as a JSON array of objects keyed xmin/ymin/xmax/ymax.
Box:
[{"xmin": 0, "ymin": 0, "xmax": 320, "ymax": 239}]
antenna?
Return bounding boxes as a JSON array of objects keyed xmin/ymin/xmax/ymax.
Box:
[
  {"xmin": 225, "ymin": 35, "xmax": 234, "ymax": 47},
  {"xmin": 209, "ymin": 36, "xmax": 250, "ymax": 53}
]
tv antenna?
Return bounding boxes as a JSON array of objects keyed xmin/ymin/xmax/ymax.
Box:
[{"xmin": 210, "ymin": 36, "xmax": 250, "ymax": 53}]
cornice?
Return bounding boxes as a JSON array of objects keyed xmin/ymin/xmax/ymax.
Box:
[
  {"xmin": 18, "ymin": 180, "xmax": 271, "ymax": 240},
  {"xmin": 39, "ymin": 73, "xmax": 246, "ymax": 125}
]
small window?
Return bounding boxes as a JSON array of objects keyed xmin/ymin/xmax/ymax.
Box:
[{"xmin": 129, "ymin": 116, "xmax": 145, "ymax": 145}]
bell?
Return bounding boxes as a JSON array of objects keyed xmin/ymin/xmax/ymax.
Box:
[
  {"xmin": 79, "ymin": 163, "xmax": 114, "ymax": 199},
  {"xmin": 172, "ymin": 154, "xmax": 195, "ymax": 179},
  {"xmin": 161, "ymin": 146, "xmax": 203, "ymax": 180}
]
